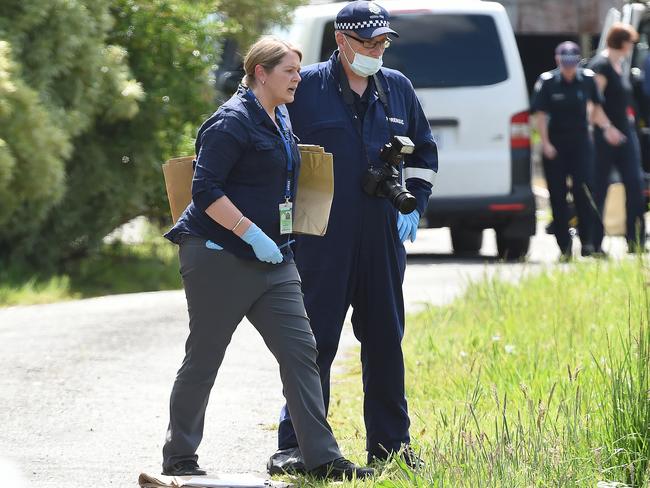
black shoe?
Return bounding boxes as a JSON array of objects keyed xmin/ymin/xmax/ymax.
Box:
[
  {"xmin": 267, "ymin": 447, "xmax": 306, "ymax": 476},
  {"xmin": 591, "ymin": 248, "xmax": 608, "ymax": 260},
  {"xmin": 580, "ymin": 244, "xmax": 595, "ymax": 257},
  {"xmin": 369, "ymin": 445, "xmax": 425, "ymax": 470},
  {"xmin": 627, "ymin": 242, "xmax": 648, "ymax": 254},
  {"xmin": 162, "ymin": 460, "xmax": 206, "ymax": 476},
  {"xmin": 400, "ymin": 445, "xmax": 426, "ymax": 470},
  {"xmin": 309, "ymin": 457, "xmax": 374, "ymax": 480}
]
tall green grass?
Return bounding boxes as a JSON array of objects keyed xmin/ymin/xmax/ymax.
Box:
[
  {"xmin": 593, "ymin": 257, "xmax": 650, "ymax": 486},
  {"xmin": 0, "ymin": 275, "xmax": 78, "ymax": 306},
  {"xmin": 287, "ymin": 258, "xmax": 649, "ymax": 487}
]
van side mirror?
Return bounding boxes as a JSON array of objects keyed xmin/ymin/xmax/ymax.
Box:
[
  {"xmin": 214, "ymin": 38, "xmax": 245, "ymax": 100},
  {"xmin": 216, "ymin": 70, "xmax": 245, "ymax": 96}
]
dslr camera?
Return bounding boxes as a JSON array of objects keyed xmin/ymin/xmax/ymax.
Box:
[{"xmin": 362, "ymin": 135, "xmax": 418, "ymax": 214}]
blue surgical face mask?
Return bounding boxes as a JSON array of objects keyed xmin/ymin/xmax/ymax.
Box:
[{"xmin": 342, "ymin": 35, "xmax": 383, "ymax": 77}]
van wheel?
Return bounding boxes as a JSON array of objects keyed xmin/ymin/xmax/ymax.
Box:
[
  {"xmin": 450, "ymin": 226, "xmax": 483, "ymax": 255},
  {"xmin": 496, "ymin": 233, "xmax": 530, "ymax": 261}
]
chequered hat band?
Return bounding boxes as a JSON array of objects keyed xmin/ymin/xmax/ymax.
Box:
[{"xmin": 334, "ymin": 19, "xmax": 389, "ymax": 30}]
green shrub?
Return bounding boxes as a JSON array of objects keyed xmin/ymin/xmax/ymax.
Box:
[{"xmin": 0, "ymin": 0, "xmax": 303, "ymax": 272}]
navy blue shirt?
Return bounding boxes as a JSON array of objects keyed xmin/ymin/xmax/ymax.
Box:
[
  {"xmin": 531, "ymin": 67, "xmax": 603, "ymax": 135},
  {"xmin": 348, "ymin": 71, "xmax": 374, "ymax": 120},
  {"xmin": 165, "ymin": 86, "xmax": 300, "ymax": 261}
]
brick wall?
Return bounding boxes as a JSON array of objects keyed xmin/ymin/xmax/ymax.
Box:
[{"xmin": 499, "ymin": 0, "xmax": 626, "ymax": 34}]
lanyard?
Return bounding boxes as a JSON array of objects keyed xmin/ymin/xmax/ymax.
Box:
[
  {"xmin": 243, "ymin": 88, "xmax": 294, "ymax": 201},
  {"xmin": 275, "ymin": 109, "xmax": 294, "ymax": 201}
]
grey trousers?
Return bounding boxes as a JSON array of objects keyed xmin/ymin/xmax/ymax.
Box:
[{"xmin": 162, "ymin": 236, "xmax": 341, "ymax": 471}]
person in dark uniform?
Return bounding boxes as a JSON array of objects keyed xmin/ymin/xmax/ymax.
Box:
[
  {"xmin": 588, "ymin": 24, "xmax": 647, "ymax": 254},
  {"xmin": 532, "ymin": 41, "xmax": 624, "ymax": 259},
  {"xmin": 267, "ymin": 0, "xmax": 438, "ymax": 474},
  {"xmin": 160, "ymin": 36, "xmax": 372, "ymax": 481}
]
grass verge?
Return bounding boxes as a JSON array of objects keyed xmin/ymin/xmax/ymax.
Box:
[
  {"xmin": 282, "ymin": 257, "xmax": 649, "ymax": 487},
  {"xmin": 0, "ymin": 227, "xmax": 180, "ymax": 307}
]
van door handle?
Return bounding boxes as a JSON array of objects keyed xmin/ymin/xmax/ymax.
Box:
[{"xmin": 428, "ymin": 118, "xmax": 458, "ymax": 127}]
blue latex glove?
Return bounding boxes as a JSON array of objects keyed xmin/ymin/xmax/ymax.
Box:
[
  {"xmin": 241, "ymin": 223, "xmax": 283, "ymax": 264},
  {"xmin": 205, "ymin": 240, "xmax": 223, "ymax": 250},
  {"xmin": 397, "ymin": 210, "xmax": 420, "ymax": 243}
]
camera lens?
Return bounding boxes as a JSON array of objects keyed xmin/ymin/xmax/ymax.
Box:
[
  {"xmin": 393, "ymin": 191, "xmax": 417, "ymax": 214},
  {"xmin": 383, "ymin": 179, "xmax": 417, "ymax": 214}
]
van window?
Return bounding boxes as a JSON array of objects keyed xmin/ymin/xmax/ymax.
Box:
[{"xmin": 320, "ymin": 14, "xmax": 508, "ymax": 88}]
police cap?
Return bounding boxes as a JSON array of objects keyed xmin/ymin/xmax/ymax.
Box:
[
  {"xmin": 555, "ymin": 41, "xmax": 581, "ymax": 67},
  {"xmin": 335, "ymin": 1, "xmax": 399, "ymax": 39}
]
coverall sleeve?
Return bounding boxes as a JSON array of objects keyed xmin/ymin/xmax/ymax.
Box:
[
  {"xmin": 191, "ymin": 114, "xmax": 249, "ymax": 212},
  {"xmin": 403, "ymin": 79, "xmax": 438, "ymax": 216}
]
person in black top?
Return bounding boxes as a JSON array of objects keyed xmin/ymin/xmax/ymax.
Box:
[
  {"xmin": 587, "ymin": 23, "xmax": 647, "ymax": 254},
  {"xmin": 532, "ymin": 41, "xmax": 623, "ymax": 259}
]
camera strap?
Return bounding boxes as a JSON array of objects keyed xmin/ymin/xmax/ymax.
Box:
[
  {"xmin": 373, "ymin": 73, "xmax": 395, "ymax": 139},
  {"xmin": 337, "ymin": 66, "xmax": 394, "ymax": 139},
  {"xmin": 336, "ymin": 56, "xmax": 397, "ymax": 169}
]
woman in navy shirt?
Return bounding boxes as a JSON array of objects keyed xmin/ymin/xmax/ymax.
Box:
[{"xmin": 161, "ymin": 37, "xmax": 372, "ymax": 480}]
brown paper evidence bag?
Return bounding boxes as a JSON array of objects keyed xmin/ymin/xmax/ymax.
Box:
[{"xmin": 161, "ymin": 145, "xmax": 334, "ymax": 236}]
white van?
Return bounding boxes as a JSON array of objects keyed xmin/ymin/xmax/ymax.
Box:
[{"xmin": 216, "ymin": 0, "xmax": 536, "ymax": 259}]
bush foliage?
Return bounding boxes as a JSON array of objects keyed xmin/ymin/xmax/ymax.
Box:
[{"xmin": 0, "ymin": 0, "xmax": 302, "ymax": 271}]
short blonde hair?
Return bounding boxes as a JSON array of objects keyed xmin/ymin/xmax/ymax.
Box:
[{"xmin": 242, "ymin": 36, "xmax": 302, "ymax": 87}]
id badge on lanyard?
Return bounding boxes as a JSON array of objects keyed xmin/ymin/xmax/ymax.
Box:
[
  {"xmin": 279, "ymin": 200, "xmax": 293, "ymax": 235},
  {"xmin": 276, "ymin": 110, "xmax": 294, "ymax": 235}
]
